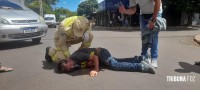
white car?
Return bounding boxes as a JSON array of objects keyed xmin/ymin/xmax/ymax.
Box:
[
  {"xmin": 44, "ymin": 14, "xmax": 57, "ymax": 28},
  {"xmin": 0, "ymin": 0, "xmax": 48, "ymax": 43}
]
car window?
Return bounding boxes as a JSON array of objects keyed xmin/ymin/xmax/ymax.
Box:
[
  {"xmin": 44, "ymin": 17, "xmax": 54, "ymax": 20},
  {"xmin": 0, "ymin": 0, "xmax": 25, "ymax": 10}
]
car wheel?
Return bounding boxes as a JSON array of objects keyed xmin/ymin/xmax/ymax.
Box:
[{"xmin": 32, "ymin": 38, "xmax": 41, "ymax": 44}]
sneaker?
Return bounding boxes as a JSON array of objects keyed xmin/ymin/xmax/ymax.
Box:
[
  {"xmin": 195, "ymin": 61, "xmax": 200, "ymax": 66},
  {"xmin": 151, "ymin": 59, "xmax": 158, "ymax": 68},
  {"xmin": 45, "ymin": 47, "xmax": 53, "ymax": 63},
  {"xmin": 138, "ymin": 55, "xmax": 151, "ymax": 64},
  {"xmin": 141, "ymin": 61, "xmax": 156, "ymax": 74}
]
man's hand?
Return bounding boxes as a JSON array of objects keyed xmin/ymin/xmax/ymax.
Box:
[
  {"xmin": 119, "ymin": 5, "xmax": 125, "ymax": 14},
  {"xmin": 89, "ymin": 70, "xmax": 98, "ymax": 77},
  {"xmin": 148, "ymin": 21, "xmax": 155, "ymax": 30}
]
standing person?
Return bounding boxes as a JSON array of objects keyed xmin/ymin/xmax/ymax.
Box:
[
  {"xmin": 119, "ymin": 0, "xmax": 163, "ymax": 68},
  {"xmin": 56, "ymin": 47, "xmax": 155, "ymax": 77},
  {"xmin": 45, "ymin": 16, "xmax": 93, "ymax": 63}
]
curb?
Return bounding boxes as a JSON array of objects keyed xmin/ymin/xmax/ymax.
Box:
[{"xmin": 92, "ymin": 26, "xmax": 200, "ymax": 31}]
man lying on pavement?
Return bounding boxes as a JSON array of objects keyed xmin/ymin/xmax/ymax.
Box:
[{"xmin": 49, "ymin": 47, "xmax": 156, "ymax": 77}]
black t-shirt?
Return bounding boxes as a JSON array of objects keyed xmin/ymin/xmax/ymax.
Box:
[{"xmin": 70, "ymin": 48, "xmax": 98, "ymax": 68}]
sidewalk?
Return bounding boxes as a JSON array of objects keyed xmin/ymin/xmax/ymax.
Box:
[
  {"xmin": 92, "ymin": 25, "xmax": 200, "ymax": 45},
  {"xmin": 92, "ymin": 25, "xmax": 200, "ymax": 31}
]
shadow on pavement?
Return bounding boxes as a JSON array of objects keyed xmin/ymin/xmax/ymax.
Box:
[
  {"xmin": 92, "ymin": 28, "xmax": 137, "ymax": 32},
  {"xmin": 42, "ymin": 61, "xmax": 56, "ymax": 70},
  {"xmin": 0, "ymin": 41, "xmax": 42, "ymax": 50},
  {"xmin": 65, "ymin": 69, "xmax": 92, "ymax": 76},
  {"xmin": 54, "ymin": 67, "xmax": 106, "ymax": 76},
  {"xmin": 175, "ymin": 62, "xmax": 200, "ymax": 74}
]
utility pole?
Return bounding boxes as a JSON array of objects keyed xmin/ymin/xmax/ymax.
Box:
[{"xmin": 39, "ymin": 0, "xmax": 43, "ymax": 17}]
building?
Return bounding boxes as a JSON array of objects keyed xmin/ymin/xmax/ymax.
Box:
[
  {"xmin": 94, "ymin": 0, "xmax": 139, "ymax": 27},
  {"xmin": 95, "ymin": 0, "xmax": 200, "ymax": 27}
]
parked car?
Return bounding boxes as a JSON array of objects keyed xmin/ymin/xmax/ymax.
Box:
[
  {"xmin": 0, "ymin": 0, "xmax": 48, "ymax": 43},
  {"xmin": 44, "ymin": 14, "xmax": 57, "ymax": 28}
]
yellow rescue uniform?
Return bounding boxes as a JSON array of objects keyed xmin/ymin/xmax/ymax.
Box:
[{"xmin": 48, "ymin": 16, "xmax": 93, "ymax": 62}]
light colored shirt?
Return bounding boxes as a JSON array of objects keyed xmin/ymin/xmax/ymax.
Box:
[{"xmin": 129, "ymin": 0, "xmax": 163, "ymax": 15}]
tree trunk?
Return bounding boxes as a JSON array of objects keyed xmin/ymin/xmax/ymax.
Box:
[
  {"xmin": 187, "ymin": 13, "xmax": 193, "ymax": 26},
  {"xmin": 181, "ymin": 12, "xmax": 193, "ymax": 26},
  {"xmin": 181, "ymin": 12, "xmax": 188, "ymax": 25}
]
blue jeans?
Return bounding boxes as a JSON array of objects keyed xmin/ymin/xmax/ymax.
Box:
[
  {"xmin": 99, "ymin": 48, "xmax": 143, "ymax": 72},
  {"xmin": 139, "ymin": 14, "xmax": 162, "ymax": 60}
]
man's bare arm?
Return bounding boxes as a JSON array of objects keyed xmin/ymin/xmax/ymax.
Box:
[
  {"xmin": 119, "ymin": 5, "xmax": 137, "ymax": 15},
  {"xmin": 89, "ymin": 55, "xmax": 99, "ymax": 77},
  {"xmin": 152, "ymin": 0, "xmax": 161, "ymax": 20},
  {"xmin": 90, "ymin": 55, "xmax": 99, "ymax": 72}
]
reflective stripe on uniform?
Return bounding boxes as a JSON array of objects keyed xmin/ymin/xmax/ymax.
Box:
[
  {"xmin": 90, "ymin": 51, "xmax": 94, "ymax": 56},
  {"xmin": 81, "ymin": 62, "xmax": 87, "ymax": 68},
  {"xmin": 52, "ymin": 55, "xmax": 57, "ymax": 62},
  {"xmin": 63, "ymin": 51, "xmax": 70, "ymax": 57}
]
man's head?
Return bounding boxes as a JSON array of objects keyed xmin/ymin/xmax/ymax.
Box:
[{"xmin": 57, "ymin": 59, "xmax": 77, "ymax": 73}]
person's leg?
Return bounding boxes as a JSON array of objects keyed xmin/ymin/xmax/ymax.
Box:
[
  {"xmin": 99, "ymin": 48, "xmax": 141, "ymax": 64},
  {"xmin": 114, "ymin": 55, "xmax": 151, "ymax": 64},
  {"xmin": 150, "ymin": 31, "xmax": 159, "ymax": 67},
  {"xmin": 47, "ymin": 47, "xmax": 69, "ymax": 62},
  {"xmin": 107, "ymin": 57, "xmax": 155, "ymax": 74},
  {"xmin": 150, "ymin": 13, "xmax": 162, "ymax": 68},
  {"xmin": 114, "ymin": 55, "xmax": 143, "ymax": 63},
  {"xmin": 99, "ymin": 48, "xmax": 155, "ymax": 74},
  {"xmin": 108, "ymin": 57, "xmax": 142, "ymax": 72},
  {"xmin": 46, "ymin": 30, "xmax": 71, "ymax": 63},
  {"xmin": 114, "ymin": 57, "xmax": 140, "ymax": 63},
  {"xmin": 140, "ymin": 15, "xmax": 149, "ymax": 56}
]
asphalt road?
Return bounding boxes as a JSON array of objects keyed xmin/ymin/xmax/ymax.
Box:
[{"xmin": 0, "ymin": 27, "xmax": 200, "ymax": 90}]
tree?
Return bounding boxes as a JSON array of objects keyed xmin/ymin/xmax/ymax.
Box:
[
  {"xmin": 25, "ymin": 0, "xmax": 77, "ymax": 22},
  {"xmin": 43, "ymin": 0, "xmax": 59, "ymax": 5},
  {"xmin": 25, "ymin": 0, "xmax": 59, "ymax": 15},
  {"xmin": 26, "ymin": 1, "xmax": 52, "ymax": 14},
  {"xmin": 25, "ymin": 0, "xmax": 58, "ymax": 5},
  {"xmin": 165, "ymin": 0, "xmax": 200, "ymax": 25},
  {"xmin": 54, "ymin": 8, "xmax": 77, "ymax": 22},
  {"xmin": 77, "ymin": 0, "xmax": 98, "ymax": 19}
]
